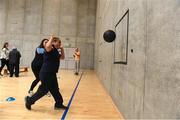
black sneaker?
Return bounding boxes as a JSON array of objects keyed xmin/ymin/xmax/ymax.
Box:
[
  {"xmin": 25, "ymin": 96, "xmax": 31, "ymax": 110},
  {"xmin": 54, "ymin": 105, "xmax": 68, "ymax": 110}
]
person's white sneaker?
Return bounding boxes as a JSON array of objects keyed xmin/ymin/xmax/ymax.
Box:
[
  {"xmin": 28, "ymin": 91, "xmax": 34, "ymax": 97},
  {"xmin": 46, "ymin": 92, "xmax": 51, "ymax": 97}
]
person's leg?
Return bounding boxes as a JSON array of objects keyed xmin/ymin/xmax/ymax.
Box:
[
  {"xmin": 15, "ymin": 64, "xmax": 19, "ymax": 77},
  {"xmin": 29, "ymin": 84, "xmax": 48, "ymax": 104},
  {"xmin": 0, "ymin": 59, "xmax": 6, "ymax": 75},
  {"xmin": 29, "ymin": 66, "xmax": 40, "ymax": 92},
  {"xmin": 29, "ymin": 79, "xmax": 40, "ymax": 92},
  {"xmin": 25, "ymin": 72, "xmax": 48, "ymax": 110},
  {"xmin": 4, "ymin": 59, "xmax": 10, "ymax": 72},
  {"xmin": 75, "ymin": 61, "xmax": 78, "ymax": 74},
  {"xmin": 48, "ymin": 73, "xmax": 64, "ymax": 108},
  {"xmin": 9, "ymin": 64, "xmax": 14, "ymax": 77},
  {"xmin": 77, "ymin": 61, "xmax": 80, "ymax": 74},
  {"xmin": 29, "ymin": 72, "xmax": 52, "ymax": 102},
  {"xmin": 25, "ymin": 84, "xmax": 48, "ymax": 110},
  {"xmin": 74, "ymin": 61, "xmax": 76, "ymax": 74}
]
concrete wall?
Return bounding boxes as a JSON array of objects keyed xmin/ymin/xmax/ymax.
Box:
[
  {"xmin": 0, "ymin": 0, "xmax": 96, "ymax": 69},
  {"xmin": 95, "ymin": 0, "xmax": 180, "ymax": 119}
]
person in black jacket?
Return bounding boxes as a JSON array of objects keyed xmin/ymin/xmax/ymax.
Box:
[
  {"xmin": 9, "ymin": 47, "xmax": 21, "ymax": 77},
  {"xmin": 25, "ymin": 36, "xmax": 67, "ymax": 110},
  {"xmin": 28, "ymin": 39, "xmax": 48, "ymax": 96}
]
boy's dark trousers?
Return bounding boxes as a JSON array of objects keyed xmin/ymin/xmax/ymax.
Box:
[{"xmin": 29, "ymin": 72, "xmax": 63, "ymax": 107}]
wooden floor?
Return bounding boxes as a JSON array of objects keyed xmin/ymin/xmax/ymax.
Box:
[{"xmin": 0, "ymin": 70, "xmax": 123, "ymax": 120}]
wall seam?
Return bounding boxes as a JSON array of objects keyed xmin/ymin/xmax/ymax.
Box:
[
  {"xmin": 40, "ymin": 0, "xmax": 44, "ymax": 35},
  {"xmin": 142, "ymin": 0, "xmax": 149, "ymax": 117},
  {"xmin": 4, "ymin": 0, "xmax": 9, "ymax": 35},
  {"xmin": 22, "ymin": 0, "xmax": 27, "ymax": 35},
  {"xmin": 58, "ymin": 0, "xmax": 61, "ymax": 37},
  {"xmin": 75, "ymin": 0, "xmax": 79, "ymax": 47}
]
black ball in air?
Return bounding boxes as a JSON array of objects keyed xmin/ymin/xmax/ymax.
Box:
[{"xmin": 103, "ymin": 30, "xmax": 116, "ymax": 43}]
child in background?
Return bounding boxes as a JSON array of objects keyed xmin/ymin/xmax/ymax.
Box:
[{"xmin": 73, "ymin": 48, "xmax": 80, "ymax": 75}]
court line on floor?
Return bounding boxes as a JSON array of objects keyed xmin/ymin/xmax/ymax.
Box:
[{"xmin": 61, "ymin": 72, "xmax": 83, "ymax": 120}]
